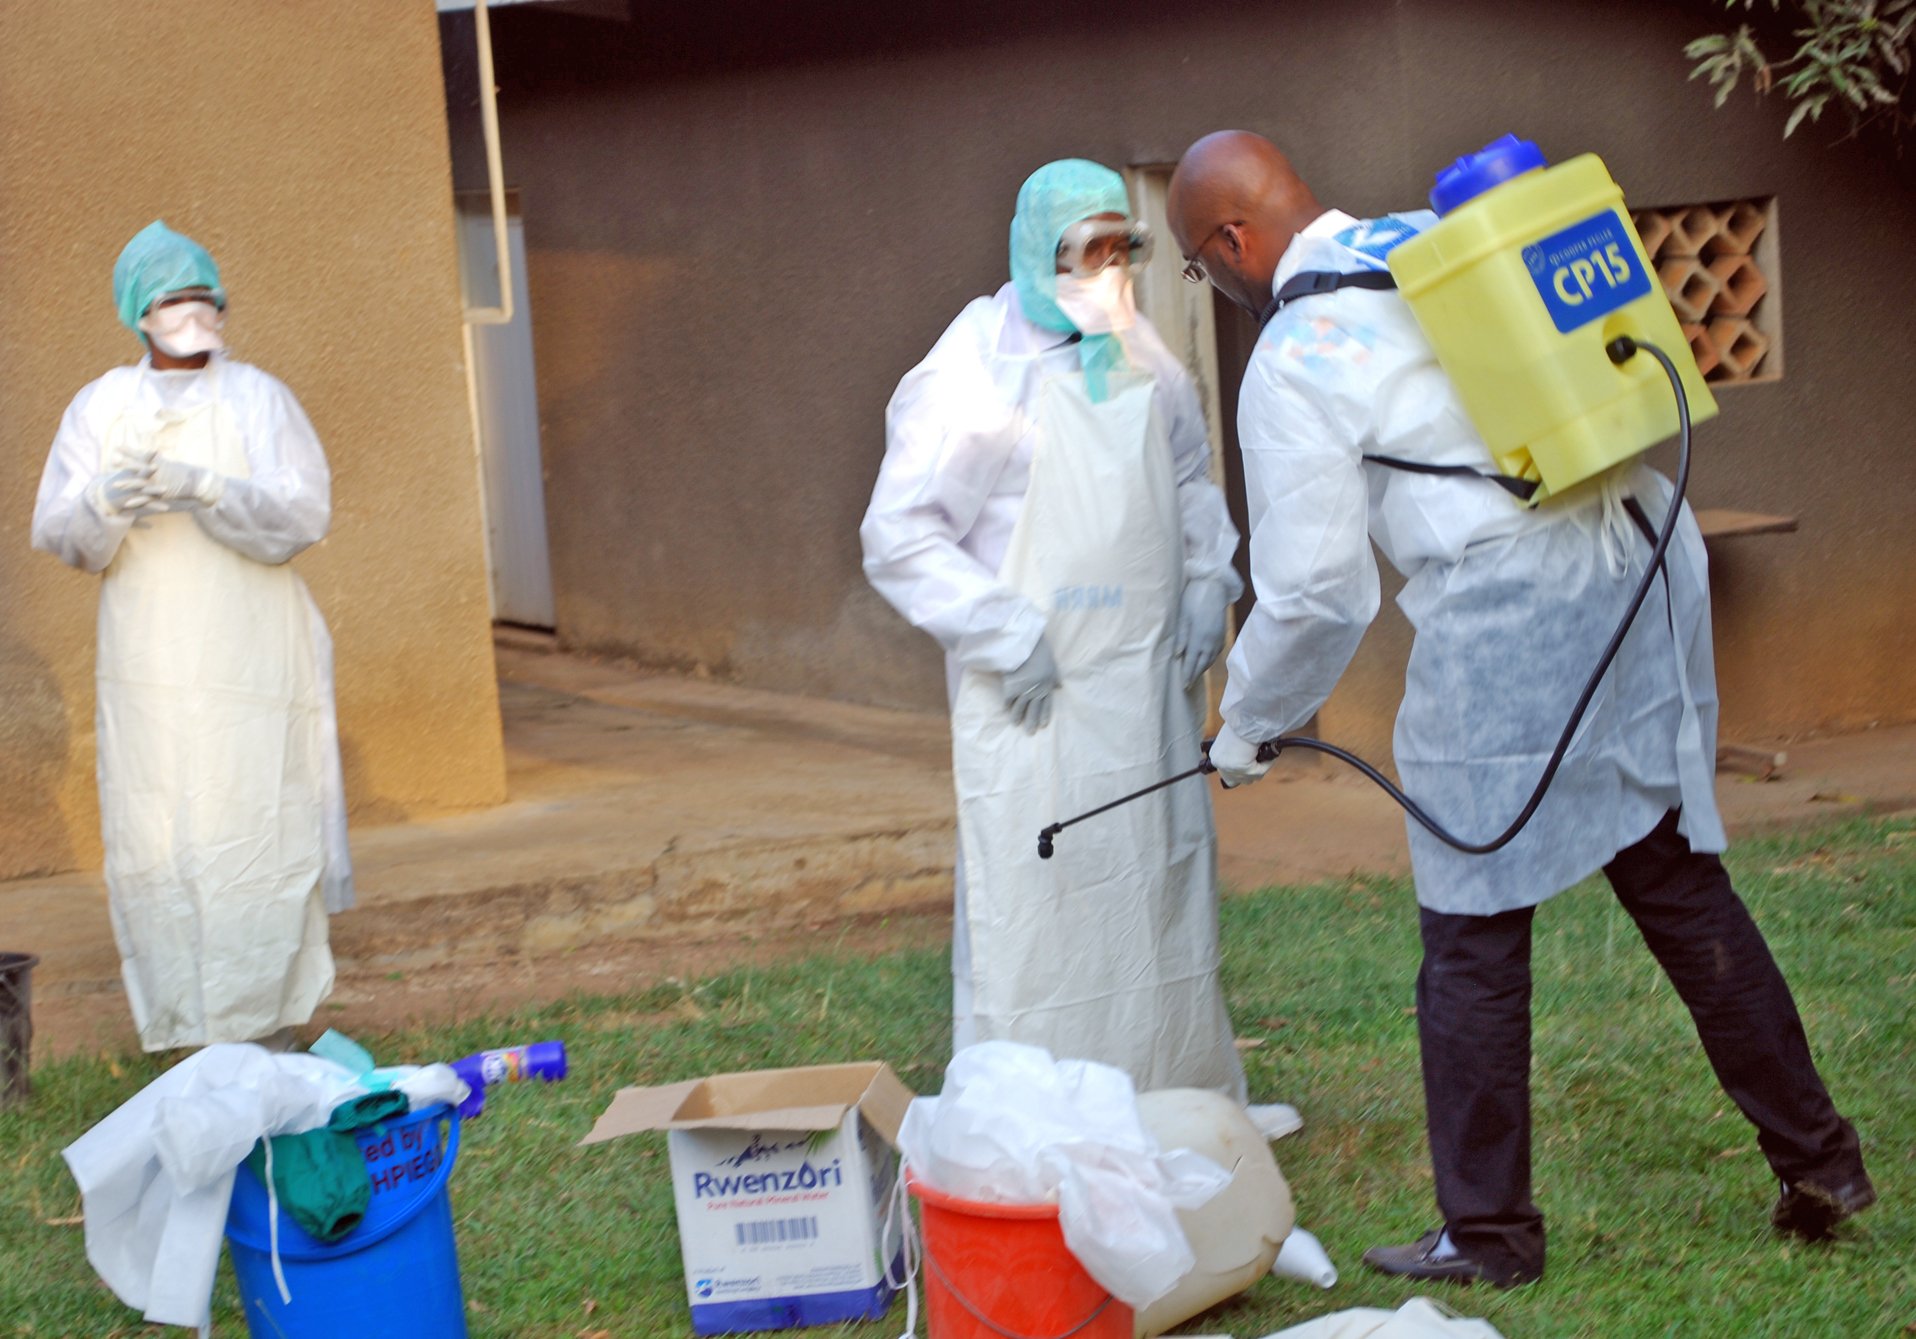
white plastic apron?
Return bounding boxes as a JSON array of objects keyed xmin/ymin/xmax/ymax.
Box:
[
  {"xmin": 950, "ymin": 372, "xmax": 1244, "ymax": 1099},
  {"xmin": 96, "ymin": 364, "xmax": 335, "ymax": 1051}
]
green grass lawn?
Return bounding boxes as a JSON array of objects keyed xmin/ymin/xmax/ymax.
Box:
[{"xmin": 4, "ymin": 816, "xmax": 1911, "ymax": 1337}]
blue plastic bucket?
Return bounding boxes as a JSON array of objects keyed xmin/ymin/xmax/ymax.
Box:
[{"xmin": 226, "ymin": 1102, "xmax": 466, "ymax": 1339}]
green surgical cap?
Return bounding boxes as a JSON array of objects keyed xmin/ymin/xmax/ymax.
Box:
[
  {"xmin": 113, "ymin": 220, "xmax": 223, "ymax": 338},
  {"xmin": 1009, "ymin": 160, "xmax": 1133, "ymax": 401}
]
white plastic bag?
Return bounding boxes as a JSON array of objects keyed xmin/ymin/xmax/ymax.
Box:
[{"xmin": 898, "ymin": 1042, "xmax": 1229, "ymax": 1309}]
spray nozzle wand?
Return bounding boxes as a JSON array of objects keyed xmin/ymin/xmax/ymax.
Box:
[{"xmin": 1037, "ymin": 738, "xmax": 1282, "ymax": 859}]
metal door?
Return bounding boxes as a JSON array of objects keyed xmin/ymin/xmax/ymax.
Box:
[{"xmin": 457, "ymin": 191, "xmax": 556, "ymax": 628}]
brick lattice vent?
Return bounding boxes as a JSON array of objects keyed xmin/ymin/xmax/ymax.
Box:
[{"xmin": 1632, "ymin": 198, "xmax": 1777, "ymax": 384}]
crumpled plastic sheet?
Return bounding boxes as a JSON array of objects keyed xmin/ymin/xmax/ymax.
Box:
[
  {"xmin": 1257, "ymin": 1297, "xmax": 1508, "ymax": 1339},
  {"xmin": 897, "ymin": 1040, "xmax": 1229, "ymax": 1309}
]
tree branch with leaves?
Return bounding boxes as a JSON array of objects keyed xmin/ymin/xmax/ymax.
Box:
[{"xmin": 1688, "ymin": 0, "xmax": 1915, "ymax": 138}]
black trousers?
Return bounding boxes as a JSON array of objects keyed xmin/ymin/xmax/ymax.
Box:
[{"xmin": 1415, "ymin": 809, "xmax": 1865, "ymax": 1276}]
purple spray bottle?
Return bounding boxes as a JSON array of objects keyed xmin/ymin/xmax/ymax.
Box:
[{"xmin": 449, "ymin": 1040, "xmax": 568, "ymax": 1118}]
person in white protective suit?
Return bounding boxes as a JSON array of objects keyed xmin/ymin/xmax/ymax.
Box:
[
  {"xmin": 1166, "ymin": 132, "xmax": 1872, "ymax": 1286},
  {"xmin": 31, "ymin": 220, "xmax": 351, "ymax": 1052},
  {"xmin": 862, "ymin": 159, "xmax": 1304, "ymax": 1127}
]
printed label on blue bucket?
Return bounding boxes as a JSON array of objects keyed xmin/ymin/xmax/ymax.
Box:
[
  {"xmin": 364, "ymin": 1115, "xmax": 445, "ymax": 1194},
  {"xmin": 1523, "ymin": 209, "xmax": 1651, "ymax": 333}
]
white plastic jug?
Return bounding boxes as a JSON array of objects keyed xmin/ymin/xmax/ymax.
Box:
[{"xmin": 1134, "ymin": 1089, "xmax": 1295, "ymax": 1338}]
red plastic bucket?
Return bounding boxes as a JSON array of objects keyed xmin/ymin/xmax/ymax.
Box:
[{"xmin": 909, "ymin": 1175, "xmax": 1132, "ymax": 1339}]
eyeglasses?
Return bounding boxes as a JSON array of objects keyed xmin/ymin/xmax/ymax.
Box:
[{"xmin": 1180, "ymin": 221, "xmax": 1242, "ymax": 283}]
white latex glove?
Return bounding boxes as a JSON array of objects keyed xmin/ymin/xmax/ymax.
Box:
[
  {"xmin": 1002, "ymin": 637, "xmax": 1059, "ymax": 733},
  {"xmin": 1207, "ymin": 721, "xmax": 1272, "ymax": 789},
  {"xmin": 89, "ymin": 470, "xmax": 163, "ymax": 516},
  {"xmin": 137, "ymin": 457, "xmax": 226, "ymax": 509},
  {"xmin": 1175, "ymin": 576, "xmax": 1230, "ymax": 690}
]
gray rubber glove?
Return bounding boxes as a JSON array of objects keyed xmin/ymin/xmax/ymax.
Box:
[
  {"xmin": 1175, "ymin": 576, "xmax": 1230, "ymax": 689},
  {"xmin": 89, "ymin": 470, "xmax": 162, "ymax": 516},
  {"xmin": 1002, "ymin": 637, "xmax": 1059, "ymax": 734},
  {"xmin": 138, "ymin": 457, "xmax": 226, "ymax": 508}
]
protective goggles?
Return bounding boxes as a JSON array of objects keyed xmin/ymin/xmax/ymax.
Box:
[
  {"xmin": 1055, "ymin": 217, "xmax": 1154, "ymax": 278},
  {"xmin": 146, "ymin": 288, "xmax": 227, "ymax": 316}
]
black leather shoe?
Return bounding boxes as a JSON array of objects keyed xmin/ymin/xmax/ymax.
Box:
[
  {"xmin": 1362, "ymin": 1228, "xmax": 1541, "ymax": 1289},
  {"xmin": 1771, "ymin": 1175, "xmax": 1877, "ymax": 1241}
]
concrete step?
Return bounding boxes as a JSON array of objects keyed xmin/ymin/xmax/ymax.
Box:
[{"xmin": 9, "ymin": 646, "xmax": 958, "ymax": 1004}]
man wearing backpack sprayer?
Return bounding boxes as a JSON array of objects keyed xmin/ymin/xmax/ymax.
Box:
[{"xmin": 1167, "ymin": 130, "xmax": 1871, "ymax": 1287}]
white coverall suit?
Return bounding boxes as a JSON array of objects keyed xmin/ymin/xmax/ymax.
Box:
[
  {"xmin": 1221, "ymin": 209, "xmax": 1725, "ymax": 912},
  {"xmin": 862, "ymin": 282, "xmax": 1247, "ymax": 1098},
  {"xmin": 33, "ymin": 356, "xmax": 350, "ymax": 1051},
  {"xmin": 1224, "ymin": 208, "xmax": 1864, "ymax": 1278}
]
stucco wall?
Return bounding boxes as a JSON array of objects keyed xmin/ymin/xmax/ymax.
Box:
[
  {"xmin": 0, "ymin": 1, "xmax": 506, "ymax": 882},
  {"xmin": 468, "ymin": 0, "xmax": 1914, "ymax": 759}
]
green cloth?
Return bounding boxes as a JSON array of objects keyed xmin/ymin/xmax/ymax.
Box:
[
  {"xmin": 242, "ymin": 1031, "xmax": 413, "ymax": 1241},
  {"xmin": 241, "ymin": 1092, "xmax": 410, "ymax": 1242},
  {"xmin": 112, "ymin": 220, "xmax": 223, "ymax": 339},
  {"xmin": 1008, "ymin": 159, "xmax": 1133, "ymax": 402},
  {"xmin": 246, "ymin": 1128, "xmax": 370, "ymax": 1244},
  {"xmin": 327, "ymin": 1090, "xmax": 409, "ymax": 1132}
]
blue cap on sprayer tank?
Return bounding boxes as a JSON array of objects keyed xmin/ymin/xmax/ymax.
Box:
[{"xmin": 1429, "ymin": 134, "xmax": 1548, "ymax": 215}]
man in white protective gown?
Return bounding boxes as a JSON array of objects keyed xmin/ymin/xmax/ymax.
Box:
[
  {"xmin": 1167, "ymin": 131, "xmax": 1871, "ymax": 1287},
  {"xmin": 32, "ymin": 220, "xmax": 350, "ymax": 1052},
  {"xmin": 863, "ymin": 159, "xmax": 1297, "ymax": 1135}
]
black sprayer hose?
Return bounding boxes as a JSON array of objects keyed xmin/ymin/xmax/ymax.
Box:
[{"xmin": 1038, "ymin": 335, "xmax": 1691, "ymax": 860}]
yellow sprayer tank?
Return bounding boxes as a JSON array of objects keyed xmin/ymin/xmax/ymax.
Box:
[{"xmin": 1387, "ymin": 136, "xmax": 1716, "ymax": 502}]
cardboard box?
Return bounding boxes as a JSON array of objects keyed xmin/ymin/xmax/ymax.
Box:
[{"xmin": 582, "ymin": 1062, "xmax": 913, "ymax": 1335}]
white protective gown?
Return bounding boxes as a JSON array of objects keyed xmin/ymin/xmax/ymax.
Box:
[
  {"xmin": 32, "ymin": 356, "xmax": 351, "ymax": 1050},
  {"xmin": 862, "ymin": 284, "xmax": 1246, "ymax": 1097},
  {"xmin": 1222, "ymin": 210, "xmax": 1724, "ymax": 916}
]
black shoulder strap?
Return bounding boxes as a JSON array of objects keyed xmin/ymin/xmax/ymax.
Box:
[
  {"xmin": 1360, "ymin": 453, "xmax": 1540, "ymax": 504},
  {"xmin": 1256, "ymin": 269, "xmax": 1398, "ymax": 331},
  {"xmin": 1252, "ymin": 268, "xmax": 1540, "ymax": 505}
]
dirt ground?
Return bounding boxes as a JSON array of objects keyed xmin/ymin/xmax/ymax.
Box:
[
  {"xmin": 16, "ymin": 645, "xmax": 1915, "ymax": 1062},
  {"xmin": 35, "ymin": 909, "xmax": 958, "ymax": 1062}
]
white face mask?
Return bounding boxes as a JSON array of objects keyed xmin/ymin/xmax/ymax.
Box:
[
  {"xmin": 140, "ymin": 300, "xmax": 225, "ymax": 358},
  {"xmin": 1053, "ymin": 267, "xmax": 1137, "ymax": 335}
]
